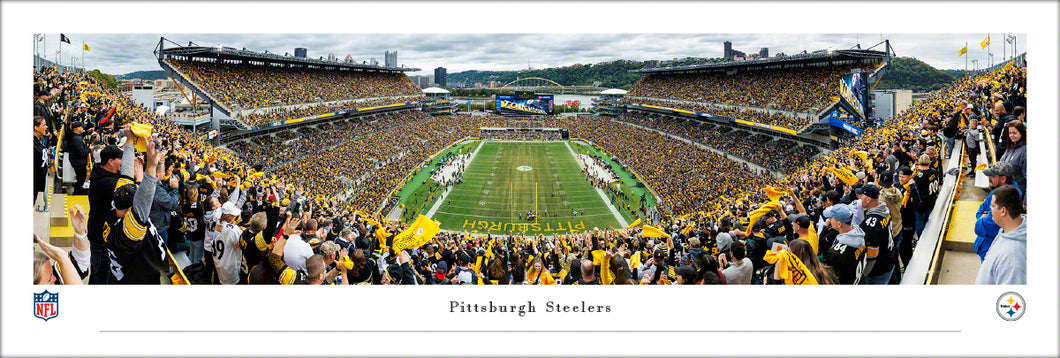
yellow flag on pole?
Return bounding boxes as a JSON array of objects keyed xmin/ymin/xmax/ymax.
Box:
[
  {"xmin": 958, "ymin": 44, "xmax": 967, "ymax": 57},
  {"xmin": 83, "ymin": 42, "xmax": 90, "ymax": 51},
  {"xmin": 980, "ymin": 34, "xmax": 990, "ymax": 49}
]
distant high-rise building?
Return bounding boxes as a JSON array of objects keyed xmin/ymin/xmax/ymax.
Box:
[
  {"xmin": 294, "ymin": 47, "xmax": 307, "ymax": 58},
  {"xmin": 760, "ymin": 47, "xmax": 769, "ymax": 58},
  {"xmin": 327, "ymin": 53, "xmax": 337, "ymax": 62},
  {"xmin": 434, "ymin": 67, "xmax": 447, "ymax": 86},
  {"xmin": 370, "ymin": 58, "xmax": 378, "ymax": 66},
  {"xmin": 723, "ymin": 41, "xmax": 733, "ymax": 60},
  {"xmin": 385, "ymin": 50, "xmax": 398, "ymax": 67},
  {"xmin": 645, "ymin": 60, "xmax": 660, "ymax": 68}
]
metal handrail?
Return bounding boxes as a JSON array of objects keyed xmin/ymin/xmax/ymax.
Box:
[{"xmin": 902, "ymin": 144, "xmax": 965, "ymax": 284}]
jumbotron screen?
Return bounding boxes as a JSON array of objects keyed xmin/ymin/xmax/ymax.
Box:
[{"xmin": 496, "ymin": 93, "xmax": 554, "ymax": 115}]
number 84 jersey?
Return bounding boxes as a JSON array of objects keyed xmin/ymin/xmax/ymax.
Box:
[{"xmin": 212, "ymin": 222, "xmax": 244, "ymax": 285}]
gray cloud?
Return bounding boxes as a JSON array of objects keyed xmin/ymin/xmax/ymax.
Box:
[{"xmin": 39, "ymin": 33, "xmax": 1025, "ymax": 78}]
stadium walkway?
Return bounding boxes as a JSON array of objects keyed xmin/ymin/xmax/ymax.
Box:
[
  {"xmin": 424, "ymin": 142, "xmax": 486, "ymax": 220},
  {"xmin": 935, "ymin": 149, "xmax": 989, "ymax": 284},
  {"xmin": 565, "ymin": 142, "xmax": 629, "ymax": 228}
]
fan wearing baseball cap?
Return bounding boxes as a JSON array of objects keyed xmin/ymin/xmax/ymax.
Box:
[
  {"xmin": 973, "ymin": 161, "xmax": 1023, "ymax": 261},
  {"xmin": 86, "ymin": 124, "xmax": 138, "ymax": 284},
  {"xmin": 857, "ymin": 184, "xmax": 896, "ymax": 284},
  {"xmin": 211, "ymin": 201, "xmax": 245, "ymax": 284},
  {"xmin": 103, "ymin": 133, "xmax": 169, "ymax": 284},
  {"xmin": 821, "ymin": 204, "xmax": 866, "ymax": 284}
]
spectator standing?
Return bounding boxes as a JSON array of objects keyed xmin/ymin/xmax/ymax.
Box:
[
  {"xmin": 822, "ymin": 204, "xmax": 866, "ymax": 284},
  {"xmin": 857, "ymin": 184, "xmax": 895, "ymax": 284},
  {"xmin": 66, "ymin": 122, "xmax": 91, "ymax": 194},
  {"xmin": 942, "ymin": 112, "xmax": 960, "ymax": 159},
  {"xmin": 720, "ymin": 240, "xmax": 752, "ymax": 284},
  {"xmin": 973, "ymin": 162, "xmax": 1022, "ymax": 261},
  {"xmin": 150, "ymin": 163, "xmax": 181, "ymax": 244},
  {"xmin": 33, "ymin": 116, "xmax": 50, "ymax": 203},
  {"xmin": 988, "ymin": 101, "xmax": 1015, "ymax": 156},
  {"xmin": 975, "ymin": 185, "xmax": 1026, "ymax": 285},
  {"xmin": 963, "ymin": 118, "xmax": 982, "ymax": 173},
  {"xmin": 86, "ymin": 130, "xmax": 135, "ymax": 284},
  {"xmin": 895, "ymin": 166, "xmax": 920, "ymax": 267},
  {"xmin": 913, "ymin": 155, "xmax": 938, "ymax": 237},
  {"xmin": 999, "ymin": 120, "xmax": 1026, "ymax": 198}
]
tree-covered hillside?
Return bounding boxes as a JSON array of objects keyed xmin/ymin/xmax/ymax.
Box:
[
  {"xmin": 875, "ymin": 57, "xmax": 958, "ymax": 93},
  {"xmin": 446, "ymin": 60, "xmax": 647, "ymax": 90}
]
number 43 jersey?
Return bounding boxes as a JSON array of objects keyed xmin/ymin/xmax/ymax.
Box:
[{"xmin": 212, "ymin": 222, "xmax": 244, "ymax": 285}]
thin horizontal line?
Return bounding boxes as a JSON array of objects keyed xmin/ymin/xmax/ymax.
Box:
[{"xmin": 101, "ymin": 330, "xmax": 960, "ymax": 334}]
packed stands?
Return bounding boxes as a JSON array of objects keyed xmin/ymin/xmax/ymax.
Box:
[
  {"xmin": 33, "ymin": 52, "xmax": 1026, "ymax": 286},
  {"xmin": 168, "ymin": 59, "xmax": 423, "ymax": 110}
]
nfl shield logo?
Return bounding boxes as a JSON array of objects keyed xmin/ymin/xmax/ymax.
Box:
[{"xmin": 34, "ymin": 290, "xmax": 59, "ymax": 321}]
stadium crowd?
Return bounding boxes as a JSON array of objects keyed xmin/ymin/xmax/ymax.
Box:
[
  {"xmin": 34, "ymin": 53, "xmax": 1026, "ymax": 286},
  {"xmin": 168, "ymin": 59, "xmax": 422, "ymax": 109},
  {"xmin": 615, "ymin": 111, "xmax": 820, "ymax": 173},
  {"xmin": 621, "ymin": 97, "xmax": 814, "ymax": 130},
  {"xmin": 626, "ymin": 64, "xmax": 872, "ymax": 113},
  {"xmin": 237, "ymin": 96, "xmax": 429, "ymax": 128}
]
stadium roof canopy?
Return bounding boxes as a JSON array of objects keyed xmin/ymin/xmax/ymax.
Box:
[
  {"xmin": 600, "ymin": 88, "xmax": 628, "ymax": 95},
  {"xmin": 156, "ymin": 38, "xmax": 419, "ymax": 73},
  {"xmin": 630, "ymin": 49, "xmax": 888, "ymax": 75},
  {"xmin": 422, "ymin": 87, "xmax": 450, "ymax": 94}
]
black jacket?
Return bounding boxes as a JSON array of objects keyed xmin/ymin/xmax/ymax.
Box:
[{"xmin": 66, "ymin": 132, "xmax": 90, "ymax": 164}]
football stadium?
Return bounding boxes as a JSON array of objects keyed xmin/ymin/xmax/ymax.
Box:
[{"xmin": 32, "ymin": 36, "xmax": 1028, "ymax": 286}]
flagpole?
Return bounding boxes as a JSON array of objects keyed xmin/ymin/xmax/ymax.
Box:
[{"xmin": 965, "ymin": 42, "xmax": 968, "ymax": 71}]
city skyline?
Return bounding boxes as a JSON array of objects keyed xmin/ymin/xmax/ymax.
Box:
[{"xmin": 35, "ymin": 33, "xmax": 1024, "ymax": 78}]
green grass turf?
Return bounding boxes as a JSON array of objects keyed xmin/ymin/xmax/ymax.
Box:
[
  {"xmin": 394, "ymin": 141, "xmax": 480, "ymax": 208},
  {"xmin": 569, "ymin": 141, "xmax": 658, "ymax": 212},
  {"xmin": 427, "ymin": 141, "xmax": 622, "ymax": 235}
]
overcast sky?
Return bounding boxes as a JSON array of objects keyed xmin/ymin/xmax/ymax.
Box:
[{"xmin": 39, "ymin": 33, "xmax": 1025, "ymax": 77}]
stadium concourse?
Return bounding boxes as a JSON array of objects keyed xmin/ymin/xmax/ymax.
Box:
[{"xmin": 33, "ymin": 52, "xmax": 1026, "ymax": 286}]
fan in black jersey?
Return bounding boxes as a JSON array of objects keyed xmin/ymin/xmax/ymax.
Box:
[
  {"xmin": 239, "ymin": 212, "xmax": 270, "ymax": 282},
  {"xmin": 103, "ymin": 138, "xmax": 169, "ymax": 284},
  {"xmin": 180, "ymin": 182, "xmax": 206, "ymax": 265},
  {"xmin": 856, "ymin": 184, "xmax": 896, "ymax": 284},
  {"xmin": 913, "ymin": 154, "xmax": 939, "ymax": 238},
  {"xmin": 822, "ymin": 203, "xmax": 866, "ymax": 285}
]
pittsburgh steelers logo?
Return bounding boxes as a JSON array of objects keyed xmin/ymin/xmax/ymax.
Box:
[
  {"xmin": 996, "ymin": 292, "xmax": 1025, "ymax": 321},
  {"xmin": 516, "ymin": 166, "xmax": 533, "ymax": 172}
]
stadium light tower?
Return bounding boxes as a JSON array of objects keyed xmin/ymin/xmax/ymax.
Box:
[
  {"xmin": 1005, "ymin": 35, "xmax": 1016, "ymax": 60},
  {"xmin": 971, "ymin": 59, "xmax": 978, "ymax": 71}
]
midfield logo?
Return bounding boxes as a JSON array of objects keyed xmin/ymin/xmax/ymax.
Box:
[{"xmin": 34, "ymin": 290, "xmax": 59, "ymax": 322}]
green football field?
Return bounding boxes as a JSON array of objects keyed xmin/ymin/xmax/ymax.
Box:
[{"xmin": 428, "ymin": 141, "xmax": 626, "ymax": 235}]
